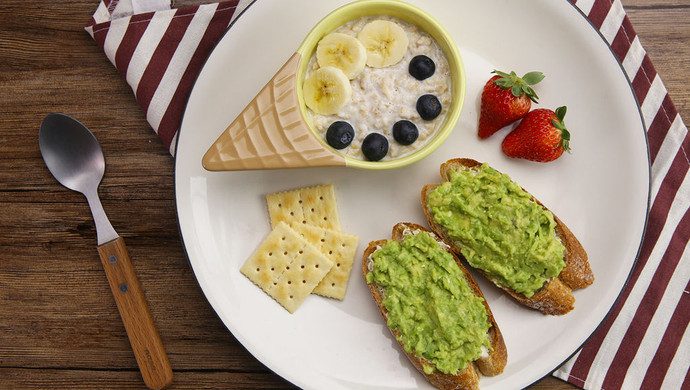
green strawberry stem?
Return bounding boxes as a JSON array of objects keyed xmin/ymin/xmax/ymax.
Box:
[
  {"xmin": 492, "ymin": 70, "xmax": 545, "ymax": 103},
  {"xmin": 552, "ymin": 106, "xmax": 571, "ymax": 153}
]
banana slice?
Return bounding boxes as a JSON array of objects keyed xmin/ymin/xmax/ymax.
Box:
[
  {"xmin": 303, "ymin": 66, "xmax": 352, "ymax": 115},
  {"xmin": 357, "ymin": 20, "xmax": 409, "ymax": 68},
  {"xmin": 316, "ymin": 32, "xmax": 367, "ymax": 79}
]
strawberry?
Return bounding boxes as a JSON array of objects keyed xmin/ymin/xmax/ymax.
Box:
[
  {"xmin": 502, "ymin": 106, "xmax": 571, "ymax": 162},
  {"xmin": 478, "ymin": 70, "xmax": 545, "ymax": 139}
]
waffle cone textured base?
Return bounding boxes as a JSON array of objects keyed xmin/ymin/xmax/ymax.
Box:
[{"xmin": 202, "ymin": 53, "xmax": 347, "ymax": 171}]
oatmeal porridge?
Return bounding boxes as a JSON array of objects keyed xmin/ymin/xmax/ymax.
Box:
[{"xmin": 304, "ymin": 15, "xmax": 452, "ymax": 162}]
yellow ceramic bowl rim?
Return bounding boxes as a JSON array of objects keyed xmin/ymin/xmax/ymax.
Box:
[{"xmin": 296, "ymin": 0, "xmax": 466, "ymax": 170}]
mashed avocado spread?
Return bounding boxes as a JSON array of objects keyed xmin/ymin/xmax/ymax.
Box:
[
  {"xmin": 427, "ymin": 164, "xmax": 566, "ymax": 298},
  {"xmin": 366, "ymin": 230, "xmax": 491, "ymax": 375}
]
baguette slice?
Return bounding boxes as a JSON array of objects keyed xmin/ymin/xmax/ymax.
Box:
[
  {"xmin": 363, "ymin": 222, "xmax": 507, "ymax": 390},
  {"xmin": 421, "ymin": 158, "xmax": 594, "ymax": 315}
]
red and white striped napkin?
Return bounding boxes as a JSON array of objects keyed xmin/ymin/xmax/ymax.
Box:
[
  {"xmin": 85, "ymin": 1, "xmax": 689, "ymax": 389},
  {"xmin": 85, "ymin": 0, "xmax": 252, "ymax": 155}
]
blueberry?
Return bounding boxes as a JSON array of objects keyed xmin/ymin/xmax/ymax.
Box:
[
  {"xmin": 326, "ymin": 121, "xmax": 355, "ymax": 150},
  {"xmin": 392, "ymin": 120, "xmax": 419, "ymax": 145},
  {"xmin": 409, "ymin": 55, "xmax": 435, "ymax": 80},
  {"xmin": 361, "ymin": 133, "xmax": 389, "ymax": 161},
  {"xmin": 416, "ymin": 94, "xmax": 442, "ymax": 120}
]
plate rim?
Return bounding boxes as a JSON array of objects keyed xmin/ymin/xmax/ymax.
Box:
[{"xmin": 173, "ymin": 0, "xmax": 652, "ymax": 388}]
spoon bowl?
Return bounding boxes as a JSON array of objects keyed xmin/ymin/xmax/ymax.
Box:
[{"xmin": 39, "ymin": 113, "xmax": 105, "ymax": 194}]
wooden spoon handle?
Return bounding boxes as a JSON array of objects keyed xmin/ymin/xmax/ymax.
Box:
[{"xmin": 97, "ymin": 237, "xmax": 173, "ymax": 389}]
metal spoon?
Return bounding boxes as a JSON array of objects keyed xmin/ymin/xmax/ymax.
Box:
[{"xmin": 39, "ymin": 113, "xmax": 173, "ymax": 389}]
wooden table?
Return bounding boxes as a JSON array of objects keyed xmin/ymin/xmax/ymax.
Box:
[{"xmin": 1, "ymin": 1, "xmax": 687, "ymax": 389}]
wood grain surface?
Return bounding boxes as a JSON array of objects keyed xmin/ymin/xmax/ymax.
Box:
[{"xmin": 1, "ymin": 1, "xmax": 688, "ymax": 389}]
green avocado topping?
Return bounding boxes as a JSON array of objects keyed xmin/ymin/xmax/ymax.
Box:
[
  {"xmin": 366, "ymin": 230, "xmax": 491, "ymax": 375},
  {"xmin": 427, "ymin": 163, "xmax": 566, "ymax": 297}
]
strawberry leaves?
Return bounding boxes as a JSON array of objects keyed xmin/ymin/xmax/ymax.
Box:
[
  {"xmin": 491, "ymin": 70, "xmax": 545, "ymax": 103},
  {"xmin": 552, "ymin": 106, "xmax": 571, "ymax": 153}
]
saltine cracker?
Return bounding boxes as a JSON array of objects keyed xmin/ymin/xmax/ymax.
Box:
[
  {"xmin": 289, "ymin": 223, "xmax": 359, "ymax": 300},
  {"xmin": 240, "ymin": 222, "xmax": 334, "ymax": 313},
  {"xmin": 267, "ymin": 184, "xmax": 341, "ymax": 230}
]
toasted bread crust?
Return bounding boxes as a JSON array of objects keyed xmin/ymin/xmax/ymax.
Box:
[
  {"xmin": 421, "ymin": 158, "xmax": 594, "ymax": 315},
  {"xmin": 362, "ymin": 223, "xmax": 507, "ymax": 390}
]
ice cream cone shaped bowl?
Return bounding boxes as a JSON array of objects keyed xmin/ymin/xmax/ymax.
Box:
[{"xmin": 202, "ymin": 0, "xmax": 465, "ymax": 171}]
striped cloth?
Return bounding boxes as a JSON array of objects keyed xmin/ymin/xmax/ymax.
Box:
[
  {"xmin": 85, "ymin": 1, "xmax": 689, "ymax": 389},
  {"xmin": 85, "ymin": 0, "xmax": 252, "ymax": 155}
]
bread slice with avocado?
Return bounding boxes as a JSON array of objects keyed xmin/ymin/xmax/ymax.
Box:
[
  {"xmin": 421, "ymin": 158, "xmax": 594, "ymax": 315},
  {"xmin": 363, "ymin": 222, "xmax": 507, "ymax": 390}
]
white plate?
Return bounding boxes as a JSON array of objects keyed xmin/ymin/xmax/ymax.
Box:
[{"xmin": 175, "ymin": 0, "xmax": 650, "ymax": 389}]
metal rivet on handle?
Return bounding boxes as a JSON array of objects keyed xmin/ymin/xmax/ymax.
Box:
[
  {"xmin": 119, "ymin": 283, "xmax": 128, "ymax": 293},
  {"xmin": 109, "ymin": 255, "xmax": 117, "ymax": 264}
]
